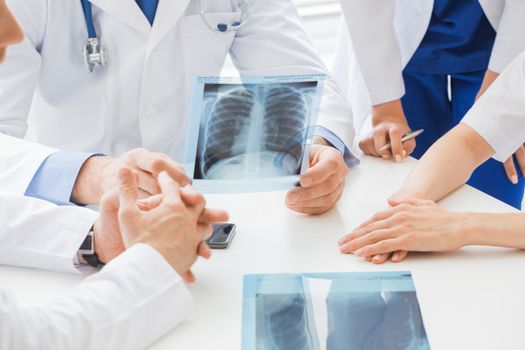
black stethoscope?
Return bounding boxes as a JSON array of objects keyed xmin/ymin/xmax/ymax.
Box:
[{"xmin": 80, "ymin": 0, "xmax": 250, "ymax": 73}]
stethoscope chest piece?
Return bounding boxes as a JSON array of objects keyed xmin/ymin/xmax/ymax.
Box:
[{"xmin": 83, "ymin": 37, "xmax": 107, "ymax": 73}]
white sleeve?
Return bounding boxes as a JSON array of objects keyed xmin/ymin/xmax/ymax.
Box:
[
  {"xmin": 0, "ymin": 244, "xmax": 193, "ymax": 350},
  {"xmin": 339, "ymin": 0, "xmax": 405, "ymax": 105},
  {"xmin": 0, "ymin": 134, "xmax": 57, "ymax": 195},
  {"xmin": 462, "ymin": 51, "xmax": 525, "ymax": 162},
  {"xmin": 488, "ymin": 0, "xmax": 525, "ymax": 73},
  {"xmin": 0, "ymin": 190, "xmax": 97, "ymax": 274},
  {"xmin": 0, "ymin": 0, "xmax": 46, "ymax": 137},
  {"xmin": 229, "ymin": 0, "xmax": 356, "ymax": 152}
]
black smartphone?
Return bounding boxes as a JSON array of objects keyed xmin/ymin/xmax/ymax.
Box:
[{"xmin": 206, "ymin": 223, "xmax": 237, "ymax": 249}]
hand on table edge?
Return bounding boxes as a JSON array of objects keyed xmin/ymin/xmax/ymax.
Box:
[{"xmin": 337, "ymin": 198, "xmax": 472, "ymax": 264}]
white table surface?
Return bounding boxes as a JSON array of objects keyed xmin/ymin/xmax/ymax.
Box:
[{"xmin": 1, "ymin": 156, "xmax": 524, "ymax": 349}]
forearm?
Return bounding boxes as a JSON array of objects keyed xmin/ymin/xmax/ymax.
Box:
[
  {"xmin": 372, "ymin": 99, "xmax": 404, "ymax": 124},
  {"xmin": 476, "ymin": 70, "xmax": 499, "ymax": 98},
  {"xmin": 2, "ymin": 245, "xmax": 192, "ymax": 350},
  {"xmin": 395, "ymin": 124, "xmax": 494, "ymax": 201},
  {"xmin": 460, "ymin": 212, "xmax": 525, "ymax": 249},
  {"xmin": 0, "ymin": 191, "xmax": 97, "ymax": 274}
]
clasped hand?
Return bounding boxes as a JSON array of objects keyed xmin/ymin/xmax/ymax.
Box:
[{"xmin": 93, "ymin": 168, "xmax": 228, "ymax": 283}]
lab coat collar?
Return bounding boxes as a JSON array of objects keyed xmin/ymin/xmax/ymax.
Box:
[
  {"xmin": 146, "ymin": 0, "xmax": 191, "ymax": 56},
  {"xmin": 89, "ymin": 0, "xmax": 151, "ymax": 35}
]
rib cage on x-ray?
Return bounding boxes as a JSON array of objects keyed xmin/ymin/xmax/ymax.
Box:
[{"xmin": 200, "ymin": 85, "xmax": 311, "ymax": 179}]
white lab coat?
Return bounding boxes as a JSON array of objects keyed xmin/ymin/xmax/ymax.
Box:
[
  {"xmin": 0, "ymin": 187, "xmax": 96, "ymax": 274},
  {"xmin": 333, "ymin": 0, "xmax": 525, "ymax": 138},
  {"xmin": 0, "ymin": 156, "xmax": 192, "ymax": 349},
  {"xmin": 0, "ymin": 239, "xmax": 192, "ymax": 350},
  {"xmin": 462, "ymin": 51, "xmax": 525, "ymax": 162},
  {"xmin": 0, "ymin": 134, "xmax": 56, "ymax": 195},
  {"xmin": 0, "ymin": 134, "xmax": 97, "ymax": 274},
  {"xmin": 0, "ymin": 0, "xmax": 354, "ymax": 165}
]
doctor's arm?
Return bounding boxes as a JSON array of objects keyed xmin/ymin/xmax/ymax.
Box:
[
  {"xmin": 0, "ymin": 243, "xmax": 192, "ymax": 350},
  {"xmin": 0, "ymin": 169, "xmax": 221, "ymax": 350},
  {"xmin": 389, "ymin": 124, "xmax": 494, "ymax": 202},
  {"xmin": 337, "ymin": 125, "xmax": 522, "ymax": 260},
  {"xmin": 339, "ymin": 54, "xmax": 525, "ymax": 261},
  {"xmin": 485, "ymin": 0, "xmax": 525, "ymax": 184},
  {"xmin": 230, "ymin": 0, "xmax": 356, "ymax": 215},
  {"xmin": 339, "ymin": 0, "xmax": 414, "ymax": 161},
  {"xmin": 24, "ymin": 147, "xmax": 190, "ymax": 206},
  {"xmin": 0, "ymin": 191, "xmax": 99, "ymax": 274}
]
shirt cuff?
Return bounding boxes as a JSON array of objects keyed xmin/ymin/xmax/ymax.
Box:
[
  {"xmin": 314, "ymin": 126, "xmax": 360, "ymax": 168},
  {"xmin": 461, "ymin": 112, "xmax": 518, "ymax": 163},
  {"xmin": 25, "ymin": 151, "xmax": 101, "ymax": 206}
]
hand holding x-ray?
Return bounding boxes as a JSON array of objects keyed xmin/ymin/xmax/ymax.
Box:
[
  {"xmin": 185, "ymin": 76, "xmax": 326, "ymax": 194},
  {"xmin": 286, "ymin": 143, "xmax": 349, "ymax": 215}
]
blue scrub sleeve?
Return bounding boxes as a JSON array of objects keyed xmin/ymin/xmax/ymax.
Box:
[
  {"xmin": 314, "ymin": 126, "xmax": 360, "ymax": 168},
  {"xmin": 25, "ymin": 151, "xmax": 102, "ymax": 206}
]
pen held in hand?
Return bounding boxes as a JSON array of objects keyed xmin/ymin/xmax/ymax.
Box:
[{"xmin": 378, "ymin": 129, "xmax": 424, "ymax": 153}]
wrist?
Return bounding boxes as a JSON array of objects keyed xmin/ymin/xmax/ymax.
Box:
[
  {"xmin": 477, "ymin": 70, "xmax": 500, "ymax": 99},
  {"xmin": 71, "ymin": 156, "xmax": 112, "ymax": 205},
  {"xmin": 371, "ymin": 99, "xmax": 405, "ymax": 126},
  {"xmin": 454, "ymin": 212, "xmax": 483, "ymax": 247},
  {"xmin": 313, "ymin": 136, "xmax": 331, "ymax": 147}
]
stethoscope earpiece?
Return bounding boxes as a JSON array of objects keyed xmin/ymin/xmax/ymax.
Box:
[
  {"xmin": 202, "ymin": 0, "xmax": 249, "ymax": 33},
  {"xmin": 217, "ymin": 21, "xmax": 243, "ymax": 32}
]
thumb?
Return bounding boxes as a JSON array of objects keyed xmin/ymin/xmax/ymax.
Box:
[{"xmin": 118, "ymin": 167, "xmax": 139, "ymax": 212}]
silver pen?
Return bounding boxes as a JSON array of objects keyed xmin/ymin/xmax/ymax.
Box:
[{"xmin": 378, "ymin": 129, "xmax": 424, "ymax": 152}]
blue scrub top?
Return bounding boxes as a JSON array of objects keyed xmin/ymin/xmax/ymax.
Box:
[{"xmin": 406, "ymin": 0, "xmax": 496, "ymax": 74}]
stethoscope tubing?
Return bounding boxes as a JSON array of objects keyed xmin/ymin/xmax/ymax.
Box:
[
  {"xmin": 80, "ymin": 0, "xmax": 250, "ymax": 72},
  {"xmin": 80, "ymin": 0, "xmax": 97, "ymax": 39}
]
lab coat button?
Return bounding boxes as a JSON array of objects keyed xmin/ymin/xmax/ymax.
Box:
[{"xmin": 146, "ymin": 107, "xmax": 158, "ymax": 120}]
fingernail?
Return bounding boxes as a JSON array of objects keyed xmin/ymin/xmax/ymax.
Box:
[
  {"xmin": 395, "ymin": 155, "xmax": 402, "ymax": 163},
  {"xmin": 402, "ymin": 150, "xmax": 407, "ymax": 157},
  {"xmin": 382, "ymin": 154, "xmax": 389, "ymax": 160},
  {"xmin": 338, "ymin": 237, "xmax": 346, "ymax": 245},
  {"xmin": 288, "ymin": 192, "xmax": 300, "ymax": 204},
  {"xmin": 354, "ymin": 248, "xmax": 363, "ymax": 256},
  {"xmin": 511, "ymin": 175, "xmax": 518, "ymax": 184},
  {"xmin": 372, "ymin": 255, "xmax": 381, "ymax": 262},
  {"xmin": 302, "ymin": 177, "xmax": 312, "ymax": 187},
  {"xmin": 392, "ymin": 252, "xmax": 400, "ymax": 261}
]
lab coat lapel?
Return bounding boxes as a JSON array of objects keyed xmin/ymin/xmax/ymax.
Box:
[
  {"xmin": 146, "ymin": 0, "xmax": 191, "ymax": 56},
  {"xmin": 89, "ymin": 0, "xmax": 151, "ymax": 35}
]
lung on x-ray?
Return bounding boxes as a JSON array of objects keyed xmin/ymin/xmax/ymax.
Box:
[
  {"xmin": 242, "ymin": 272, "xmax": 431, "ymax": 350},
  {"xmin": 184, "ymin": 76, "xmax": 324, "ymax": 193}
]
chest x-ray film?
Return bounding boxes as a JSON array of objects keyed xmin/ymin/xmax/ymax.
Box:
[
  {"xmin": 184, "ymin": 75, "xmax": 324, "ymax": 193},
  {"xmin": 242, "ymin": 272, "xmax": 430, "ymax": 350}
]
